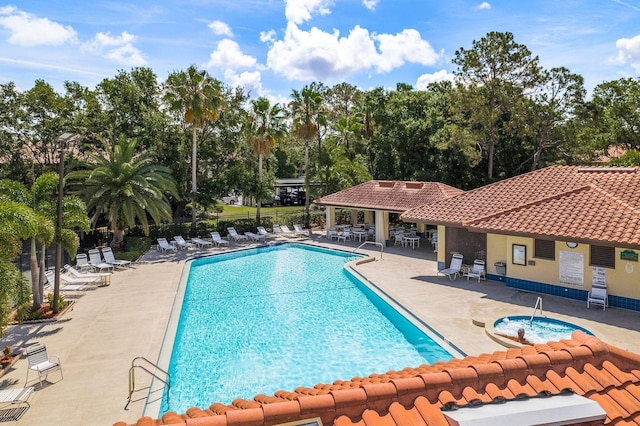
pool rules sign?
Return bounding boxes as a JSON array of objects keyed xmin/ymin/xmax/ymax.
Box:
[{"xmin": 559, "ymin": 250, "xmax": 584, "ymax": 286}]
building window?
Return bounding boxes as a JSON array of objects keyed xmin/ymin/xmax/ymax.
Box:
[
  {"xmin": 590, "ymin": 245, "xmax": 615, "ymax": 268},
  {"xmin": 534, "ymin": 239, "xmax": 555, "ymax": 260}
]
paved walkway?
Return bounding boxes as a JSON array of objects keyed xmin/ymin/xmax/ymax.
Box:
[{"xmin": 1, "ymin": 234, "xmax": 639, "ymax": 425}]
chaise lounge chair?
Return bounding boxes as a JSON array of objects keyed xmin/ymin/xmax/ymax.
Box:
[
  {"xmin": 63, "ymin": 264, "xmax": 111, "ymax": 285},
  {"xmin": 293, "ymin": 224, "xmax": 307, "ymax": 237},
  {"xmin": 227, "ymin": 227, "xmax": 248, "ymax": 242},
  {"xmin": 0, "ymin": 387, "xmax": 34, "ymax": 421},
  {"xmin": 88, "ymin": 249, "xmax": 115, "ymax": 273},
  {"xmin": 173, "ymin": 236, "xmax": 192, "ymax": 250},
  {"xmin": 101, "ymin": 247, "xmax": 132, "ymax": 269},
  {"xmin": 44, "ymin": 270, "xmax": 91, "ymax": 292},
  {"xmin": 191, "ymin": 237, "xmax": 213, "ymax": 248},
  {"xmin": 24, "ymin": 343, "xmax": 63, "ymax": 388},
  {"xmin": 257, "ymin": 226, "xmax": 274, "ymax": 238},
  {"xmin": 157, "ymin": 238, "xmax": 177, "ymax": 252},
  {"xmin": 279, "ymin": 225, "xmax": 295, "ymax": 237},
  {"xmin": 211, "ymin": 232, "xmax": 230, "ymax": 247},
  {"xmin": 438, "ymin": 253, "xmax": 464, "ymax": 280},
  {"xmin": 75, "ymin": 253, "xmax": 94, "ymax": 272}
]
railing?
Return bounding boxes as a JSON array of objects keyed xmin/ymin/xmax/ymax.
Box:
[
  {"xmin": 125, "ymin": 356, "xmax": 170, "ymax": 410},
  {"xmin": 353, "ymin": 241, "xmax": 384, "ymax": 259},
  {"xmin": 530, "ymin": 296, "xmax": 543, "ymax": 325}
]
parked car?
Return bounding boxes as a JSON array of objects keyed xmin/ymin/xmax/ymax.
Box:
[{"xmin": 220, "ymin": 194, "xmax": 240, "ymax": 205}]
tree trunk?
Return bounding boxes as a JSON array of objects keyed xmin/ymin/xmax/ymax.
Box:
[
  {"xmin": 304, "ymin": 140, "xmax": 310, "ymax": 227},
  {"xmin": 38, "ymin": 244, "xmax": 46, "ymax": 307},
  {"xmin": 256, "ymin": 154, "xmax": 263, "ymax": 225},
  {"xmin": 191, "ymin": 126, "xmax": 198, "ymax": 226},
  {"xmin": 29, "ymin": 238, "xmax": 41, "ymax": 310}
]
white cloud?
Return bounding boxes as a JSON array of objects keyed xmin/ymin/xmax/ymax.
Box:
[
  {"xmin": 223, "ymin": 69, "xmax": 262, "ymax": 96},
  {"xmin": 477, "ymin": 2, "xmax": 491, "ymax": 10},
  {"xmin": 206, "ymin": 39, "xmax": 257, "ymax": 70},
  {"xmin": 0, "ymin": 6, "xmax": 77, "ymax": 46},
  {"xmin": 416, "ymin": 70, "xmax": 456, "ymax": 89},
  {"xmin": 284, "ymin": 0, "xmax": 333, "ymax": 25},
  {"xmin": 260, "ymin": 30, "xmax": 277, "ymax": 43},
  {"xmin": 82, "ymin": 32, "xmax": 146, "ymax": 66},
  {"xmin": 266, "ymin": 23, "xmax": 440, "ymax": 81},
  {"xmin": 616, "ymin": 34, "xmax": 640, "ymax": 72},
  {"xmin": 363, "ymin": 0, "xmax": 379, "ymax": 11},
  {"xmin": 208, "ymin": 20, "xmax": 233, "ymax": 37}
]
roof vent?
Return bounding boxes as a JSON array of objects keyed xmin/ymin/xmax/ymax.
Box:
[
  {"xmin": 442, "ymin": 392, "xmax": 605, "ymax": 426},
  {"xmin": 577, "ymin": 167, "xmax": 636, "ymax": 173},
  {"xmin": 405, "ymin": 182, "xmax": 424, "ymax": 189},
  {"xmin": 378, "ymin": 181, "xmax": 395, "ymax": 188}
]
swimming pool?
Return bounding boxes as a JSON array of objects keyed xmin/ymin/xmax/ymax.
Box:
[
  {"xmin": 493, "ymin": 316, "xmax": 594, "ymax": 344},
  {"xmin": 156, "ymin": 243, "xmax": 456, "ymax": 414}
]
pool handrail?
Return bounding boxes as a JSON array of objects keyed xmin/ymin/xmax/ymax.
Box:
[{"xmin": 353, "ymin": 241, "xmax": 384, "ymax": 259}]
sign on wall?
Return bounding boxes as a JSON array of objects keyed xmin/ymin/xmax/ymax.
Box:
[{"xmin": 559, "ymin": 250, "xmax": 584, "ymax": 286}]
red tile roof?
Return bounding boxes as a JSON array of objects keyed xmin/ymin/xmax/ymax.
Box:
[
  {"xmin": 314, "ymin": 181, "xmax": 464, "ymax": 212},
  {"xmin": 401, "ymin": 166, "xmax": 640, "ymax": 248},
  {"xmin": 114, "ymin": 331, "xmax": 640, "ymax": 426}
]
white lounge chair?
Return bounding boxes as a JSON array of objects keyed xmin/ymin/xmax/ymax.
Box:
[
  {"xmin": 280, "ymin": 225, "xmax": 295, "ymax": 237},
  {"xmin": 245, "ymin": 231, "xmax": 264, "ymax": 241},
  {"xmin": 587, "ymin": 284, "xmax": 608, "ymax": 310},
  {"xmin": 438, "ymin": 253, "xmax": 464, "ymax": 280},
  {"xmin": 257, "ymin": 226, "xmax": 274, "ymax": 238},
  {"xmin": 88, "ymin": 249, "xmax": 114, "ymax": 273},
  {"xmin": 101, "ymin": 247, "xmax": 132, "ymax": 269},
  {"xmin": 211, "ymin": 232, "xmax": 229, "ymax": 247},
  {"xmin": 63, "ymin": 264, "xmax": 111, "ymax": 285},
  {"xmin": 24, "ymin": 343, "xmax": 63, "ymax": 388},
  {"xmin": 191, "ymin": 237, "xmax": 213, "ymax": 248},
  {"xmin": 293, "ymin": 224, "xmax": 307, "ymax": 237},
  {"xmin": 0, "ymin": 387, "xmax": 34, "ymax": 420},
  {"xmin": 157, "ymin": 238, "xmax": 177, "ymax": 252},
  {"xmin": 326, "ymin": 229, "xmax": 339, "ymax": 240},
  {"xmin": 227, "ymin": 227, "xmax": 248, "ymax": 242},
  {"xmin": 173, "ymin": 236, "xmax": 192, "ymax": 250},
  {"xmin": 44, "ymin": 270, "xmax": 91, "ymax": 292},
  {"xmin": 75, "ymin": 253, "xmax": 93, "ymax": 272},
  {"xmin": 464, "ymin": 259, "xmax": 486, "ymax": 282}
]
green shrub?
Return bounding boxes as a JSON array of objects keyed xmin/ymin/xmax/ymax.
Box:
[{"xmin": 118, "ymin": 237, "xmax": 152, "ymax": 261}]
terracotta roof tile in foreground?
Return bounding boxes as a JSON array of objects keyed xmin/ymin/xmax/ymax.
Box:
[
  {"xmin": 114, "ymin": 331, "xmax": 640, "ymax": 426},
  {"xmin": 314, "ymin": 180, "xmax": 464, "ymax": 212},
  {"xmin": 401, "ymin": 166, "xmax": 640, "ymax": 248}
]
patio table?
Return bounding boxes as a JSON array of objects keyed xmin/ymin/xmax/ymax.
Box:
[
  {"xmin": 353, "ymin": 230, "xmax": 367, "ymax": 242},
  {"xmin": 403, "ymin": 236, "xmax": 420, "ymax": 249}
]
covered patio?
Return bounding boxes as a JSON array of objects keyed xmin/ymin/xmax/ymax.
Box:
[{"xmin": 314, "ymin": 180, "xmax": 463, "ymax": 246}]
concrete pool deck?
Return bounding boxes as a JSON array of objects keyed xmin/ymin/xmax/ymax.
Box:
[{"xmin": 1, "ymin": 234, "xmax": 639, "ymax": 425}]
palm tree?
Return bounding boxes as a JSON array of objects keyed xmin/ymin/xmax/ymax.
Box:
[
  {"xmin": 67, "ymin": 136, "xmax": 179, "ymax": 246},
  {"xmin": 246, "ymin": 97, "xmax": 287, "ymax": 224},
  {"xmin": 289, "ymin": 85, "xmax": 325, "ymax": 224},
  {"xmin": 163, "ymin": 65, "xmax": 222, "ymax": 226}
]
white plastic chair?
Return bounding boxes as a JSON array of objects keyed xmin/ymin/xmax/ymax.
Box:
[
  {"xmin": 75, "ymin": 253, "xmax": 93, "ymax": 272},
  {"xmin": 464, "ymin": 259, "xmax": 486, "ymax": 282},
  {"xmin": 227, "ymin": 227, "xmax": 248, "ymax": 241},
  {"xmin": 211, "ymin": 232, "xmax": 229, "ymax": 247},
  {"xmin": 157, "ymin": 238, "xmax": 177, "ymax": 252},
  {"xmin": 88, "ymin": 249, "xmax": 114, "ymax": 273},
  {"xmin": 191, "ymin": 237, "xmax": 213, "ymax": 248},
  {"xmin": 438, "ymin": 253, "xmax": 464, "ymax": 280},
  {"xmin": 24, "ymin": 343, "xmax": 63, "ymax": 388},
  {"xmin": 587, "ymin": 284, "xmax": 608, "ymax": 310},
  {"xmin": 101, "ymin": 247, "xmax": 131, "ymax": 268},
  {"xmin": 173, "ymin": 236, "xmax": 192, "ymax": 250}
]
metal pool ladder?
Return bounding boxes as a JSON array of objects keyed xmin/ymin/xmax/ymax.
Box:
[
  {"xmin": 354, "ymin": 241, "xmax": 384, "ymax": 259},
  {"xmin": 530, "ymin": 296, "xmax": 543, "ymax": 326},
  {"xmin": 125, "ymin": 356, "xmax": 171, "ymax": 410}
]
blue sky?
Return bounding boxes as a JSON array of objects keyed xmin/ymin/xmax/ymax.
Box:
[{"xmin": 1, "ymin": 0, "xmax": 639, "ymax": 102}]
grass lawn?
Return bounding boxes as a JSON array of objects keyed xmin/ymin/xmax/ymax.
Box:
[{"xmin": 215, "ymin": 204, "xmax": 308, "ymax": 218}]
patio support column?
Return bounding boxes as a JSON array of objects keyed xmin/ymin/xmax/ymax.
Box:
[
  {"xmin": 375, "ymin": 210, "xmax": 388, "ymax": 245},
  {"xmin": 350, "ymin": 209, "xmax": 358, "ymax": 225},
  {"xmin": 325, "ymin": 207, "xmax": 334, "ymax": 237},
  {"xmin": 364, "ymin": 210, "xmax": 374, "ymax": 225}
]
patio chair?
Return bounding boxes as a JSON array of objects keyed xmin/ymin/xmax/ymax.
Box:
[
  {"xmin": 24, "ymin": 343, "xmax": 63, "ymax": 388},
  {"xmin": 587, "ymin": 284, "xmax": 608, "ymax": 310},
  {"xmin": 0, "ymin": 386, "xmax": 34, "ymax": 421},
  {"xmin": 438, "ymin": 253, "xmax": 464, "ymax": 280},
  {"xmin": 394, "ymin": 232, "xmax": 404, "ymax": 246},
  {"xmin": 191, "ymin": 237, "xmax": 213, "ymax": 248},
  {"xmin": 211, "ymin": 232, "xmax": 230, "ymax": 247},
  {"xmin": 280, "ymin": 225, "xmax": 295, "ymax": 237},
  {"xmin": 63, "ymin": 264, "xmax": 111, "ymax": 286},
  {"xmin": 44, "ymin": 270, "xmax": 90, "ymax": 292},
  {"xmin": 101, "ymin": 247, "xmax": 132, "ymax": 269},
  {"xmin": 173, "ymin": 236, "xmax": 192, "ymax": 250},
  {"xmin": 326, "ymin": 228, "xmax": 339, "ymax": 240},
  {"xmin": 157, "ymin": 238, "xmax": 177, "ymax": 252},
  {"xmin": 273, "ymin": 224, "xmax": 284, "ymax": 236},
  {"xmin": 464, "ymin": 259, "xmax": 486, "ymax": 282},
  {"xmin": 245, "ymin": 231, "xmax": 265, "ymax": 241},
  {"xmin": 257, "ymin": 226, "xmax": 274, "ymax": 238},
  {"xmin": 87, "ymin": 249, "xmax": 114, "ymax": 273},
  {"xmin": 293, "ymin": 224, "xmax": 307, "ymax": 237},
  {"xmin": 75, "ymin": 253, "xmax": 93, "ymax": 272},
  {"xmin": 227, "ymin": 227, "xmax": 248, "ymax": 242},
  {"xmin": 337, "ymin": 229, "xmax": 352, "ymax": 242}
]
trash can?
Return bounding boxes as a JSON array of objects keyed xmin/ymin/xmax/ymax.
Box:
[{"xmin": 494, "ymin": 261, "xmax": 507, "ymax": 275}]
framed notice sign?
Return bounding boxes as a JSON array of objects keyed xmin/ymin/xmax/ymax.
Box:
[
  {"xmin": 559, "ymin": 250, "xmax": 584, "ymax": 286},
  {"xmin": 512, "ymin": 244, "xmax": 526, "ymax": 265}
]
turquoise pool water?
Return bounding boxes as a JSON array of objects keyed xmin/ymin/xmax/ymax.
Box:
[
  {"xmin": 493, "ymin": 316, "xmax": 594, "ymax": 344},
  {"xmin": 161, "ymin": 244, "xmax": 453, "ymax": 414}
]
